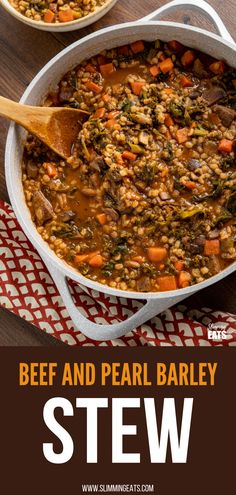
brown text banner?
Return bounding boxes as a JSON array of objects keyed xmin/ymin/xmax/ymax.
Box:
[{"xmin": 0, "ymin": 347, "xmax": 235, "ymax": 494}]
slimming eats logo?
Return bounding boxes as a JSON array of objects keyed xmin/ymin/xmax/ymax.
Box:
[{"xmin": 207, "ymin": 323, "xmax": 231, "ymax": 341}]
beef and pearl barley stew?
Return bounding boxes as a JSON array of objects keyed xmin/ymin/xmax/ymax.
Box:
[
  {"xmin": 9, "ymin": 0, "xmax": 107, "ymax": 24},
  {"xmin": 22, "ymin": 39, "xmax": 236, "ymax": 292}
]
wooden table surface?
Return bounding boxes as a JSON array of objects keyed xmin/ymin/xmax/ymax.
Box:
[{"xmin": 0, "ymin": 0, "xmax": 236, "ymax": 345}]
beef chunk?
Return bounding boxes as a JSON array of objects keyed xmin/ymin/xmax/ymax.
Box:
[
  {"xmin": 203, "ymin": 140, "xmax": 218, "ymax": 154},
  {"xmin": 26, "ymin": 162, "xmax": 39, "ymax": 179},
  {"xmin": 213, "ymin": 105, "xmax": 236, "ymax": 127},
  {"xmin": 59, "ymin": 87, "xmax": 74, "ymax": 102},
  {"xmin": 202, "ymin": 86, "xmax": 226, "ymax": 105},
  {"xmin": 32, "ymin": 190, "xmax": 54, "ymax": 226},
  {"xmin": 58, "ymin": 210, "xmax": 76, "ymax": 222},
  {"xmin": 136, "ymin": 276, "xmax": 151, "ymax": 292},
  {"xmin": 208, "ymin": 255, "xmax": 221, "ymax": 275},
  {"xmin": 193, "ymin": 59, "xmax": 208, "ymax": 79},
  {"xmin": 90, "ymin": 156, "xmax": 106, "ymax": 173},
  {"xmin": 103, "ymin": 208, "xmax": 119, "ymax": 222},
  {"xmin": 187, "ymin": 159, "xmax": 201, "ymax": 171},
  {"xmin": 189, "ymin": 90, "xmax": 201, "ymax": 100}
]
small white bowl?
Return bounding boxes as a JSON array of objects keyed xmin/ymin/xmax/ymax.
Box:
[{"xmin": 1, "ymin": 0, "xmax": 118, "ymax": 32}]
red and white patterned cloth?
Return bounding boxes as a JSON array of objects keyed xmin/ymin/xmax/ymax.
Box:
[{"xmin": 0, "ymin": 200, "xmax": 236, "ymax": 346}]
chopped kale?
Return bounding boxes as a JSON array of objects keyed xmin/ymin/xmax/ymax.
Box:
[
  {"xmin": 221, "ymin": 155, "xmax": 235, "ymax": 171},
  {"xmin": 162, "ymin": 142, "xmax": 173, "ymax": 162},
  {"xmin": 136, "ymin": 162, "xmax": 157, "ymax": 183},
  {"xmin": 227, "ymin": 191, "xmax": 236, "ymax": 214},
  {"xmin": 121, "ymin": 99, "xmax": 132, "ymax": 112},
  {"xmin": 112, "ymin": 241, "xmax": 129, "ymax": 256},
  {"xmin": 104, "ymin": 192, "xmax": 118, "ymax": 209},
  {"xmin": 102, "ymin": 262, "xmax": 115, "ymax": 277},
  {"xmin": 169, "ymin": 100, "xmax": 185, "ymax": 119},
  {"xmin": 68, "ymin": 73, "xmax": 78, "ymax": 91}
]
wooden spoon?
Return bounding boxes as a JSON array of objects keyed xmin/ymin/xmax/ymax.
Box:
[{"xmin": 0, "ymin": 95, "xmax": 89, "ymax": 159}]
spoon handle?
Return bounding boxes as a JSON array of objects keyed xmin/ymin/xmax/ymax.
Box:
[
  {"xmin": 0, "ymin": 95, "xmax": 52, "ymax": 131},
  {"xmin": 0, "ymin": 96, "xmax": 31, "ymax": 126}
]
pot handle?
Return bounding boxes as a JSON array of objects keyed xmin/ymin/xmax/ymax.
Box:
[
  {"xmin": 43, "ymin": 260, "xmax": 181, "ymax": 341},
  {"xmin": 139, "ymin": 0, "xmax": 234, "ymax": 44}
]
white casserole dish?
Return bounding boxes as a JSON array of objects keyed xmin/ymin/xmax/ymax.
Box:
[{"xmin": 5, "ymin": 0, "xmax": 236, "ymax": 340}]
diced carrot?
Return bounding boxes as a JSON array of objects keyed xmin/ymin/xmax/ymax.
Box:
[
  {"xmin": 117, "ymin": 154, "xmax": 124, "ymax": 165},
  {"xmin": 107, "ymin": 111, "xmax": 120, "ymax": 119},
  {"xmin": 159, "ymin": 58, "xmax": 174, "ymax": 73},
  {"xmin": 209, "ymin": 113, "xmax": 221, "ymax": 126},
  {"xmin": 58, "ymin": 8, "xmax": 74, "ymax": 22},
  {"xmin": 183, "ymin": 181, "xmax": 197, "ymax": 190},
  {"xmin": 157, "ymin": 275, "xmax": 177, "ymax": 291},
  {"xmin": 180, "ymin": 75, "xmax": 193, "ymax": 87},
  {"xmin": 209, "ymin": 60, "xmax": 225, "ymax": 74},
  {"xmin": 85, "ymin": 63, "xmax": 97, "ymax": 73},
  {"xmin": 44, "ymin": 162, "xmax": 57, "ymax": 177},
  {"xmin": 168, "ymin": 40, "xmax": 184, "ymax": 52},
  {"xmin": 93, "ymin": 107, "xmax": 106, "ymax": 119},
  {"xmin": 105, "ymin": 119, "xmax": 115, "ymax": 128},
  {"xmin": 164, "ymin": 114, "xmax": 174, "ymax": 127},
  {"xmin": 122, "ymin": 151, "xmax": 137, "ymax": 161},
  {"xmin": 163, "ymin": 88, "xmax": 174, "ymax": 95},
  {"xmin": 100, "ymin": 63, "xmax": 115, "ymax": 77},
  {"xmin": 105, "ymin": 119, "xmax": 121, "ymax": 129},
  {"xmin": 218, "ymin": 139, "xmax": 233, "ymax": 153},
  {"xmin": 147, "ymin": 247, "xmax": 167, "ymax": 262},
  {"xmin": 176, "ymin": 127, "xmax": 189, "ymax": 144},
  {"xmin": 161, "ymin": 167, "xmax": 169, "ymax": 178},
  {"xmin": 118, "ymin": 45, "xmax": 130, "ymax": 55},
  {"xmin": 74, "ymin": 251, "xmax": 99, "ymax": 264},
  {"xmin": 44, "ymin": 9, "xmax": 55, "ymax": 23},
  {"xmin": 96, "ymin": 213, "xmax": 107, "ymax": 225},
  {"xmin": 130, "ymin": 40, "xmax": 145, "ymax": 53},
  {"xmin": 175, "ymin": 260, "xmax": 185, "ymax": 271},
  {"xmin": 166, "ymin": 130, "xmax": 171, "ymax": 139},
  {"xmin": 204, "ymin": 240, "xmax": 220, "ymax": 256},
  {"xmin": 85, "ymin": 81, "xmax": 103, "ymax": 93},
  {"xmin": 181, "ymin": 50, "xmax": 196, "ymax": 67},
  {"xmin": 102, "ymin": 93, "xmax": 111, "ymax": 102},
  {"xmin": 74, "ymin": 254, "xmax": 90, "ymax": 264},
  {"xmin": 178, "ymin": 271, "xmax": 192, "ymax": 288},
  {"xmin": 89, "ymin": 254, "xmax": 103, "ymax": 268},
  {"xmin": 130, "ymin": 81, "xmax": 145, "ymax": 96},
  {"xmin": 149, "ymin": 65, "xmax": 160, "ymax": 77}
]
